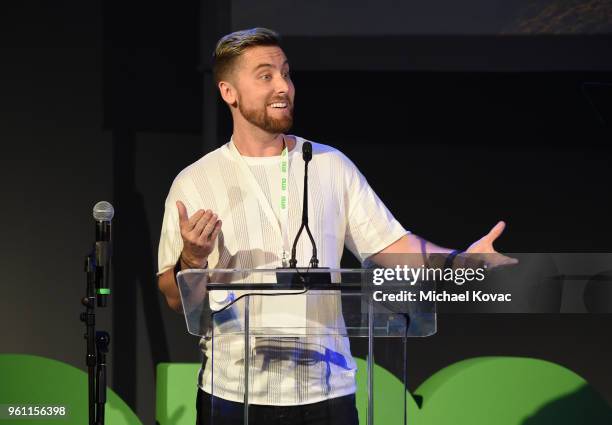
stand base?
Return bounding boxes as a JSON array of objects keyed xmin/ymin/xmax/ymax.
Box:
[{"xmin": 276, "ymin": 267, "xmax": 331, "ymax": 287}]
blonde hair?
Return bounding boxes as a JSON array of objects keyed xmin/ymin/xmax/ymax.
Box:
[{"xmin": 212, "ymin": 28, "xmax": 281, "ymax": 83}]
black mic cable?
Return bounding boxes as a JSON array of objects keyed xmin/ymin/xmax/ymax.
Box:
[{"xmin": 289, "ymin": 142, "xmax": 319, "ymax": 268}]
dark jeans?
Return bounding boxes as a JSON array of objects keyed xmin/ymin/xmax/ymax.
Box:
[{"xmin": 196, "ymin": 388, "xmax": 359, "ymax": 425}]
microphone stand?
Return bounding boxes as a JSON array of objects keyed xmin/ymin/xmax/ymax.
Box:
[
  {"xmin": 289, "ymin": 150, "xmax": 317, "ymax": 268},
  {"xmin": 96, "ymin": 330, "xmax": 110, "ymax": 425},
  {"xmin": 301, "ymin": 153, "xmax": 318, "ymax": 269},
  {"xmin": 80, "ymin": 252, "xmax": 110, "ymax": 425},
  {"xmin": 285, "ymin": 142, "xmax": 330, "ymax": 286}
]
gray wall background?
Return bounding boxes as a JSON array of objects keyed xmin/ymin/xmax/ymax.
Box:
[{"xmin": 1, "ymin": 2, "xmax": 612, "ymax": 424}]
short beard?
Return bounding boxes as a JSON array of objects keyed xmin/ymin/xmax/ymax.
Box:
[{"xmin": 238, "ymin": 100, "xmax": 294, "ymax": 134}]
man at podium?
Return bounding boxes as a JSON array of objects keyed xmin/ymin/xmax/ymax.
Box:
[{"xmin": 157, "ymin": 28, "xmax": 509, "ymax": 425}]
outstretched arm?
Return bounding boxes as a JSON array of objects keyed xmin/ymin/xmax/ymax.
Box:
[{"xmin": 370, "ymin": 220, "xmax": 516, "ymax": 268}]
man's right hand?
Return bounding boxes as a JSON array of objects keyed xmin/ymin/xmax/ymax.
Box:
[{"xmin": 177, "ymin": 200, "xmax": 222, "ymax": 268}]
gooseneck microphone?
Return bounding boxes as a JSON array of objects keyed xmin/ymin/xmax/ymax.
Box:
[
  {"xmin": 93, "ymin": 201, "xmax": 114, "ymax": 307},
  {"xmin": 289, "ymin": 142, "xmax": 320, "ymax": 268}
]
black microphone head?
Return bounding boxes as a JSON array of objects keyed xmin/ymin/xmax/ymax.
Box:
[
  {"xmin": 302, "ymin": 142, "xmax": 312, "ymax": 162},
  {"xmin": 93, "ymin": 201, "xmax": 114, "ymax": 222}
]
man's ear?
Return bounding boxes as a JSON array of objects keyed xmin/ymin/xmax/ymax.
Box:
[{"xmin": 218, "ymin": 80, "xmax": 238, "ymax": 107}]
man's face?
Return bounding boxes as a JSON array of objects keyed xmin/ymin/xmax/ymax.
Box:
[{"xmin": 231, "ymin": 45, "xmax": 295, "ymax": 134}]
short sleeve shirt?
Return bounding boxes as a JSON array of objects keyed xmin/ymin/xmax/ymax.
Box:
[{"xmin": 157, "ymin": 136, "xmax": 408, "ymax": 405}]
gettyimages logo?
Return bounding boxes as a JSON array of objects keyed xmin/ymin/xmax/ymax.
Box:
[{"xmin": 372, "ymin": 264, "xmax": 486, "ymax": 286}]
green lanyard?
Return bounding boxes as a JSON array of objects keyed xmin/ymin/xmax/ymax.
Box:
[{"xmin": 280, "ymin": 138, "xmax": 289, "ymax": 266}]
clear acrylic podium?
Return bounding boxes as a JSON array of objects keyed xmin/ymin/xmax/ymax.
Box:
[{"xmin": 177, "ymin": 268, "xmax": 436, "ymax": 425}]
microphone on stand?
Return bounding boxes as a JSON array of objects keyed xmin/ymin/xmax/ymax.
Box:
[
  {"xmin": 81, "ymin": 201, "xmax": 114, "ymax": 425},
  {"xmin": 279, "ymin": 142, "xmax": 330, "ymax": 287},
  {"xmin": 93, "ymin": 201, "xmax": 114, "ymax": 307},
  {"xmin": 289, "ymin": 142, "xmax": 320, "ymax": 268}
]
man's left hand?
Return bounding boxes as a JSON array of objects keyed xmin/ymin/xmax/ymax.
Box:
[{"xmin": 466, "ymin": 221, "xmax": 518, "ymax": 268}]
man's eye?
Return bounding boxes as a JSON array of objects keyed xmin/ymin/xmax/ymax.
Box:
[
  {"xmin": 260, "ymin": 74, "xmax": 272, "ymax": 80},
  {"xmin": 283, "ymin": 71, "xmax": 291, "ymax": 79}
]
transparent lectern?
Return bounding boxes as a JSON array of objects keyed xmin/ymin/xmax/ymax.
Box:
[{"xmin": 177, "ymin": 268, "xmax": 436, "ymax": 425}]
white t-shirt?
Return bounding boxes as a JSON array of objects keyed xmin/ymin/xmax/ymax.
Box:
[
  {"xmin": 243, "ymin": 154, "xmax": 283, "ymax": 224},
  {"xmin": 158, "ymin": 136, "xmax": 408, "ymax": 405}
]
